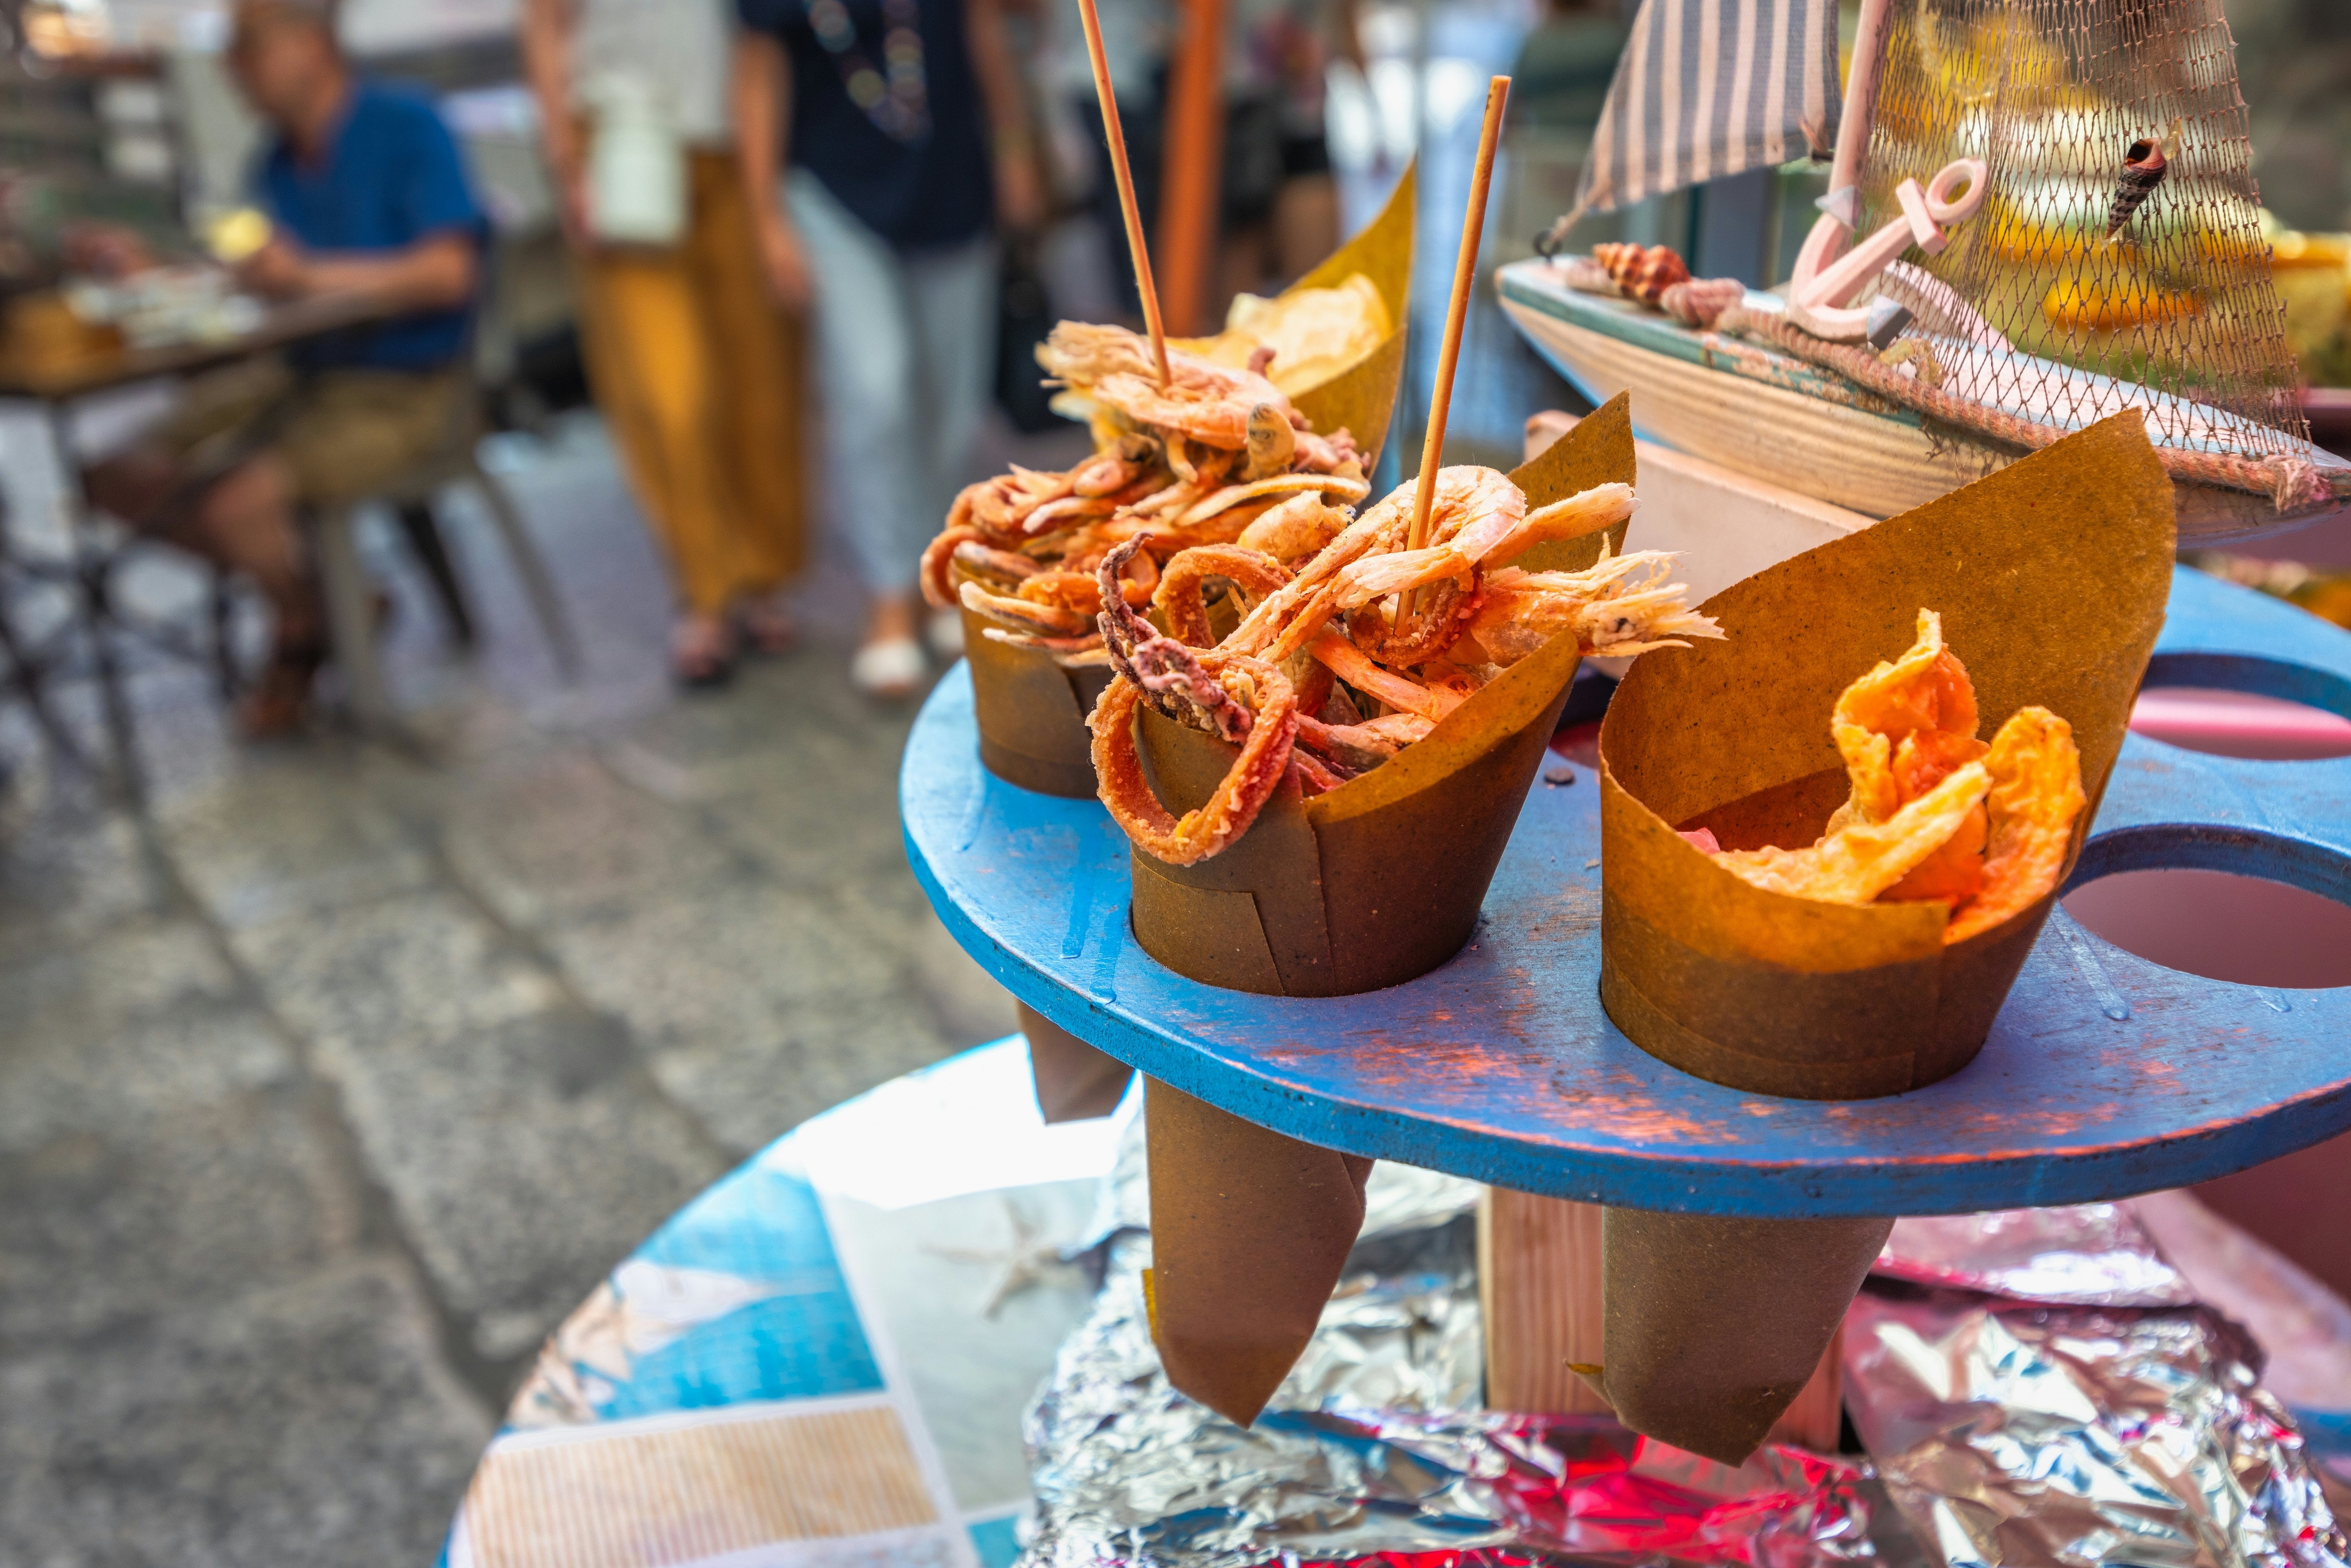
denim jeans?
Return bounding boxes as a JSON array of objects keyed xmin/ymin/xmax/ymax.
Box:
[{"xmin": 786, "ymin": 169, "xmax": 997, "ymax": 597}]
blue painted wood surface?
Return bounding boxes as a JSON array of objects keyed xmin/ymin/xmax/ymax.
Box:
[{"xmin": 902, "ymin": 566, "xmax": 2351, "ymax": 1218}]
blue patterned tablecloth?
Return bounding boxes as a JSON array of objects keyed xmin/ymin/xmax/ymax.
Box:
[{"xmin": 440, "ymin": 1037, "xmax": 1130, "ymax": 1568}]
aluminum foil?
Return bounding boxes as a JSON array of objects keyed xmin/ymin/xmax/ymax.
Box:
[
  {"xmin": 1023, "ymin": 1147, "xmax": 1878, "ymax": 1568},
  {"xmin": 1843, "ymin": 1286, "xmax": 2348, "ymax": 1568},
  {"xmin": 1876, "ymin": 1206, "xmax": 2196, "ymax": 1309},
  {"xmin": 1046, "ymin": 1117, "xmax": 2347, "ymax": 1568}
]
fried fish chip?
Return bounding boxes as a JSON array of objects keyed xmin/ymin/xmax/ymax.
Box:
[
  {"xmin": 1702, "ymin": 612, "xmax": 2085, "ymax": 943},
  {"xmin": 1715, "ymin": 761, "xmax": 1992, "ymax": 904},
  {"xmin": 1944, "ymin": 707, "xmax": 2086, "ymax": 943},
  {"xmin": 1826, "ymin": 610, "xmax": 1983, "ymax": 831}
]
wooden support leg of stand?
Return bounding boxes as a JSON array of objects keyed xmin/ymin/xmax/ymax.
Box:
[
  {"xmin": 1477, "ymin": 1187, "xmax": 1848, "ymax": 1449},
  {"xmin": 1479, "ymin": 1188, "xmax": 1610, "ymax": 1414},
  {"xmin": 1017, "ymin": 1002, "xmax": 1135, "ymax": 1123}
]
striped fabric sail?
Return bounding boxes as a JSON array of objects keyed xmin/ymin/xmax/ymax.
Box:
[{"xmin": 1539, "ymin": 0, "xmax": 1842, "ymax": 251}]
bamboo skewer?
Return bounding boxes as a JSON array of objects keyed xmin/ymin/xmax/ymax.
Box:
[
  {"xmin": 1399, "ymin": 76, "xmax": 1510, "ymax": 633},
  {"xmin": 1075, "ymin": 0, "xmax": 1170, "ymax": 388}
]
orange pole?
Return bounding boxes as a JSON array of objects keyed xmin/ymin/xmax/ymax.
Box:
[{"xmin": 1155, "ymin": 0, "xmax": 1226, "ymax": 337}]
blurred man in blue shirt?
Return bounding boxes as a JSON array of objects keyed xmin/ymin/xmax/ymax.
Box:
[{"xmin": 87, "ymin": 0, "xmax": 487, "ymax": 735}]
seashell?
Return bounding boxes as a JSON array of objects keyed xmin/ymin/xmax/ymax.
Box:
[
  {"xmin": 2104, "ymin": 120, "xmax": 2182, "ymax": 243},
  {"xmin": 1592, "ymin": 242, "xmax": 1691, "ymax": 306},
  {"xmin": 1560, "ymin": 256, "xmax": 1618, "ymax": 295},
  {"xmin": 1661, "ymin": 276, "xmax": 1746, "ymax": 330}
]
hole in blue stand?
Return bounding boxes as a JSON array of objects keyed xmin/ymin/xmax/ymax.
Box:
[
  {"xmin": 2064, "ymin": 829, "xmax": 2351, "ymax": 989},
  {"xmin": 2136, "ymin": 653, "xmax": 2351, "ymax": 760}
]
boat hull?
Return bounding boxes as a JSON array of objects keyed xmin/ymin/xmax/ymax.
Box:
[{"xmin": 1498, "ymin": 261, "xmax": 2349, "ymax": 547}]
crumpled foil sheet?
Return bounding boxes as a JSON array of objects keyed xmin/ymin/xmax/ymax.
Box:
[
  {"xmin": 1876, "ymin": 1206, "xmax": 2197, "ymax": 1309},
  {"xmin": 1048, "ymin": 1119, "xmax": 2347, "ymax": 1568},
  {"xmin": 1845, "ymin": 1252, "xmax": 2349, "ymax": 1568},
  {"xmin": 1023, "ymin": 1152, "xmax": 1878, "ymax": 1568}
]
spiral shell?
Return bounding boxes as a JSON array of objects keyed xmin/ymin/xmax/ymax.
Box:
[{"xmin": 1592, "ymin": 242, "xmax": 1691, "ymax": 306}]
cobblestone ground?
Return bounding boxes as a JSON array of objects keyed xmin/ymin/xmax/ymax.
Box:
[{"xmin": 0, "ymin": 411, "xmax": 1081, "ymax": 1564}]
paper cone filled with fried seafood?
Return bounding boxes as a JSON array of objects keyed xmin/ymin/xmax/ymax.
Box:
[
  {"xmin": 1588, "ymin": 412, "xmax": 2176, "ymax": 1466},
  {"xmin": 1099, "ymin": 393, "xmax": 1720, "ymax": 996},
  {"xmin": 924, "ymin": 169, "xmax": 1417, "ymax": 797},
  {"xmin": 1091, "ymin": 394, "xmax": 1721, "ymax": 1427}
]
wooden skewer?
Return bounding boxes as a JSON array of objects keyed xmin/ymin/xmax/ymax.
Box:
[
  {"xmin": 1402, "ymin": 76, "xmax": 1511, "ymax": 622},
  {"xmin": 1076, "ymin": 0, "xmax": 1170, "ymax": 388}
]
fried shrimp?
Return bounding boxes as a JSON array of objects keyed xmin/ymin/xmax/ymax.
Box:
[{"xmin": 1090, "ymin": 464, "xmax": 1717, "ymax": 864}]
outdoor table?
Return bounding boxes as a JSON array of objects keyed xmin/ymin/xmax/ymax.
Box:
[
  {"xmin": 0, "ymin": 287, "xmax": 410, "ymax": 799},
  {"xmin": 439, "ymin": 1035, "xmax": 1125, "ymax": 1568}
]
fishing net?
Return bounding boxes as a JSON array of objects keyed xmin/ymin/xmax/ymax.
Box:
[{"xmin": 1859, "ymin": 0, "xmax": 2308, "ymax": 457}]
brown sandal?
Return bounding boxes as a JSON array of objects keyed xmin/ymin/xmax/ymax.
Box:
[
  {"xmin": 239, "ymin": 636, "xmax": 325, "ymax": 739},
  {"xmin": 735, "ymin": 601, "xmax": 798, "ymax": 658},
  {"xmin": 671, "ymin": 617, "xmax": 737, "ymax": 689}
]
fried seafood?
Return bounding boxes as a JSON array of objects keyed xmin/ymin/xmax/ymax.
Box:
[
  {"xmin": 1236, "ymin": 493, "xmax": 1348, "ymax": 563},
  {"xmin": 1038, "ymin": 322, "xmax": 1298, "ymax": 451},
  {"xmin": 1700, "ymin": 612, "xmax": 2086, "ymax": 941},
  {"xmin": 1089, "ymin": 467, "xmax": 1722, "ymax": 864},
  {"xmin": 1152, "ymin": 544, "xmax": 1292, "ymax": 648},
  {"xmin": 927, "ymin": 323, "xmax": 1371, "ymax": 668}
]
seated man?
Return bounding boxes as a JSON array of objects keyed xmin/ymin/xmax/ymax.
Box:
[{"xmin": 87, "ymin": 0, "xmax": 486, "ymax": 736}]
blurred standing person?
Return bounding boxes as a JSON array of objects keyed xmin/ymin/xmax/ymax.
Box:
[
  {"xmin": 1216, "ymin": 0, "xmax": 1347, "ymax": 311},
  {"xmin": 734, "ymin": 0, "xmax": 1044, "ymax": 697},
  {"xmin": 523, "ymin": 0, "xmax": 807, "ymax": 687},
  {"xmin": 1053, "ymin": 0, "xmax": 1166, "ymax": 317}
]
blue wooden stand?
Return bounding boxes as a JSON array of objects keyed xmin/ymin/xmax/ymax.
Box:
[{"xmin": 903, "ymin": 567, "xmax": 2351, "ymax": 1220}]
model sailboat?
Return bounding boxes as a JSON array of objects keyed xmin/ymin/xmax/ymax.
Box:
[{"xmin": 1497, "ymin": 0, "xmax": 2351, "ymax": 543}]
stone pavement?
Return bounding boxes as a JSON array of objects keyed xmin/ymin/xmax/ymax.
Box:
[{"xmin": 0, "ymin": 411, "xmax": 1083, "ymax": 1564}]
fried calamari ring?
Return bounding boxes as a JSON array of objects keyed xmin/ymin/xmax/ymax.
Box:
[
  {"xmin": 1152, "ymin": 544, "xmax": 1294, "ymax": 647},
  {"xmin": 921, "ymin": 526, "xmax": 986, "ymax": 609},
  {"xmin": 1089, "ymin": 652, "xmax": 1298, "ymax": 866}
]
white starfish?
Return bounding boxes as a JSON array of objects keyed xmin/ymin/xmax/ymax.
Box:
[{"xmin": 925, "ymin": 1198, "xmax": 1088, "ymax": 1318}]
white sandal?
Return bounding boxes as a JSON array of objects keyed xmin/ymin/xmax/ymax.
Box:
[
  {"xmin": 850, "ymin": 636, "xmax": 926, "ymax": 698},
  {"xmin": 925, "ymin": 607, "xmax": 965, "ymax": 660}
]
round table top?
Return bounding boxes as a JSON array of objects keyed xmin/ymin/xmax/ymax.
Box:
[{"xmin": 904, "ymin": 567, "xmax": 2351, "ymax": 1218}]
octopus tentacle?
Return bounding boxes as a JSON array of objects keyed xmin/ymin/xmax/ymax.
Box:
[{"xmin": 1089, "ymin": 653, "xmax": 1299, "ymax": 866}]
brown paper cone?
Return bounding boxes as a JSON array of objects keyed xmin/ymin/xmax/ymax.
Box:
[
  {"xmin": 1586, "ymin": 414, "xmax": 2173, "ymax": 1466},
  {"xmin": 965, "ymin": 170, "xmax": 1419, "ymax": 796},
  {"xmin": 1126, "ymin": 393, "xmax": 1638, "ymax": 995},
  {"xmin": 1596, "ymin": 1209, "xmax": 1891, "ymax": 1466},
  {"xmin": 1135, "ymin": 399, "xmax": 1635, "ymax": 1421},
  {"xmin": 1017, "ymin": 1001, "xmax": 1134, "ymax": 1123},
  {"xmin": 1597, "ymin": 411, "xmax": 2176, "ymax": 1096},
  {"xmin": 1145, "ymin": 1076, "xmax": 1372, "ymax": 1426},
  {"xmin": 964, "ymin": 620, "xmax": 1115, "ymax": 797}
]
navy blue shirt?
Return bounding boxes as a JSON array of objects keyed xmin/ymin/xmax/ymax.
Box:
[
  {"xmin": 256, "ymin": 81, "xmax": 486, "ymax": 373},
  {"xmin": 738, "ymin": 0, "xmax": 993, "ymax": 251}
]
